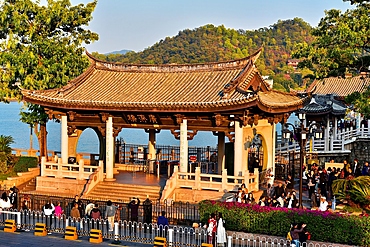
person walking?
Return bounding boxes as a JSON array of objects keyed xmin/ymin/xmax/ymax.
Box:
[
  {"xmin": 216, "ymin": 212, "xmax": 227, "ymax": 247},
  {"xmin": 105, "ymin": 200, "xmax": 117, "ymax": 231}
]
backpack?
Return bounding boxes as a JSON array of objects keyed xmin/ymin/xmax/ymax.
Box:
[
  {"xmin": 91, "ymin": 209, "xmax": 101, "ymax": 220},
  {"xmin": 287, "ymin": 231, "xmax": 292, "ymax": 241}
]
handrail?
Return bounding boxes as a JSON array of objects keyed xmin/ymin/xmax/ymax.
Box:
[{"xmin": 161, "ymin": 167, "xmax": 259, "ymax": 201}]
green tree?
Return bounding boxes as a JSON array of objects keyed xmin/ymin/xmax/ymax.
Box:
[
  {"xmin": 293, "ymin": 1, "xmax": 370, "ymax": 78},
  {"xmin": 332, "ymin": 176, "xmax": 370, "ymax": 208},
  {"xmin": 0, "ymin": 0, "xmax": 98, "ymax": 156},
  {"xmin": 0, "ymin": 135, "xmax": 14, "ymax": 173},
  {"xmin": 345, "ymin": 86, "xmax": 370, "ymax": 118}
]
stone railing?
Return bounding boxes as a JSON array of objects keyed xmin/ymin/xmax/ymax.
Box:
[
  {"xmin": 40, "ymin": 157, "xmax": 100, "ymax": 180},
  {"xmin": 161, "ymin": 167, "xmax": 259, "ymax": 201},
  {"xmin": 81, "ymin": 160, "xmax": 104, "ymax": 196}
]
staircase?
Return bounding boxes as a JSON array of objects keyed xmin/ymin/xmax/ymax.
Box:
[
  {"xmin": 84, "ymin": 181, "xmax": 162, "ymax": 203},
  {"xmin": 18, "ymin": 178, "xmax": 36, "ymax": 192}
]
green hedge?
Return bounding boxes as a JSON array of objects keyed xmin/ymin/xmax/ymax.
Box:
[
  {"xmin": 13, "ymin": 156, "xmax": 38, "ymax": 173},
  {"xmin": 199, "ymin": 200, "xmax": 370, "ymax": 246}
]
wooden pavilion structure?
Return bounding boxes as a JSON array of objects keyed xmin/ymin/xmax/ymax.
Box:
[{"xmin": 21, "ymin": 48, "xmax": 306, "ymax": 192}]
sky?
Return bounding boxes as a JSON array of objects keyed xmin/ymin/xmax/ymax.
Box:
[{"xmin": 65, "ymin": 0, "xmax": 353, "ymax": 54}]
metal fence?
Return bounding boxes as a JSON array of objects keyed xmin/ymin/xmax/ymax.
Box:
[
  {"xmin": 116, "ymin": 142, "xmax": 217, "ymax": 165},
  {"xmin": 0, "ymin": 209, "xmax": 347, "ymax": 247},
  {"xmin": 16, "ymin": 193, "xmax": 199, "ymax": 226}
]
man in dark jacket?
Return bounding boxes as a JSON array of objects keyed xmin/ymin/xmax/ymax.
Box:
[
  {"xmin": 274, "ymin": 182, "xmax": 286, "ymax": 199},
  {"xmin": 362, "ymin": 162, "xmax": 370, "ymax": 176}
]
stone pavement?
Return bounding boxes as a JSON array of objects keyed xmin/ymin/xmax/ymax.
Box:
[{"xmin": 0, "ymin": 229, "xmax": 152, "ymax": 247}]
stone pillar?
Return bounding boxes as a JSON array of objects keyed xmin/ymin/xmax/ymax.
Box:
[
  {"xmin": 271, "ymin": 123, "xmax": 276, "ymax": 180},
  {"xmin": 179, "ymin": 119, "xmax": 188, "ymax": 173},
  {"xmin": 325, "ymin": 117, "xmax": 330, "ymax": 151},
  {"xmin": 334, "ymin": 117, "xmax": 338, "ymax": 139},
  {"xmin": 148, "ymin": 129, "xmax": 156, "ymax": 160},
  {"xmin": 61, "ymin": 115, "xmax": 68, "ymax": 164},
  {"xmin": 217, "ymin": 132, "xmax": 225, "ymax": 174},
  {"xmin": 234, "ymin": 121, "xmax": 243, "ymax": 176},
  {"xmin": 105, "ymin": 116, "xmax": 115, "ymax": 181}
]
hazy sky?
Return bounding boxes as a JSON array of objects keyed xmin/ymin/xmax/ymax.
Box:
[{"xmin": 68, "ymin": 0, "xmax": 352, "ymax": 54}]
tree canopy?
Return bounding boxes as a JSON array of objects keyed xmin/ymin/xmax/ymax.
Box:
[
  {"xmin": 0, "ymin": 0, "xmax": 98, "ymax": 155},
  {"xmin": 93, "ymin": 18, "xmax": 314, "ymax": 92},
  {"xmin": 0, "ymin": 0, "xmax": 98, "ymax": 100},
  {"xmin": 293, "ymin": 0, "xmax": 370, "ymax": 78}
]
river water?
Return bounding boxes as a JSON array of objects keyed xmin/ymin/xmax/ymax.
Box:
[{"xmin": 0, "ymin": 102, "xmax": 220, "ymax": 153}]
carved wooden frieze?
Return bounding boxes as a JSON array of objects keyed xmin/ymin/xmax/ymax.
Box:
[
  {"xmin": 170, "ymin": 129, "xmax": 198, "ymax": 140},
  {"xmin": 253, "ymin": 114, "xmax": 259, "ymax": 126},
  {"xmin": 214, "ymin": 114, "xmax": 224, "ymax": 127},
  {"xmin": 174, "ymin": 114, "xmax": 184, "ymax": 125},
  {"xmin": 98, "ymin": 126, "xmax": 106, "ymax": 137},
  {"xmin": 113, "ymin": 126, "xmax": 122, "ymax": 137},
  {"xmin": 68, "ymin": 111, "xmax": 76, "ymax": 122},
  {"xmin": 47, "ymin": 110, "xmax": 54, "ymax": 120},
  {"xmin": 67, "ymin": 125, "xmax": 76, "ymax": 136},
  {"xmin": 100, "ymin": 112, "xmax": 109, "ymax": 122},
  {"xmin": 225, "ymin": 131, "xmax": 235, "ymax": 142}
]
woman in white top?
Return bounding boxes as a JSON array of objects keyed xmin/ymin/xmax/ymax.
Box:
[
  {"xmin": 43, "ymin": 202, "xmax": 55, "ymax": 234},
  {"xmin": 217, "ymin": 212, "xmax": 227, "ymax": 246},
  {"xmin": 0, "ymin": 192, "xmax": 11, "ymax": 209}
]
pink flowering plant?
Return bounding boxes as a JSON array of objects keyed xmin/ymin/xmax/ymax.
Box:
[{"xmin": 199, "ymin": 200, "xmax": 370, "ymax": 246}]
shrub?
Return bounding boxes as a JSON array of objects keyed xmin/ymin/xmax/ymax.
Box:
[
  {"xmin": 199, "ymin": 200, "xmax": 370, "ymax": 246},
  {"xmin": 13, "ymin": 156, "xmax": 38, "ymax": 172}
]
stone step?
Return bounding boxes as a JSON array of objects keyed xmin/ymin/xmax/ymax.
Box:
[
  {"xmin": 95, "ymin": 183, "xmax": 161, "ymax": 192},
  {"xmin": 19, "ymin": 178, "xmax": 36, "ymax": 192},
  {"xmin": 85, "ymin": 182, "xmax": 161, "ymax": 202}
]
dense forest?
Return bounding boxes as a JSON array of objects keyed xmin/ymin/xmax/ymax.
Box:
[{"xmin": 92, "ymin": 18, "xmax": 314, "ymax": 92}]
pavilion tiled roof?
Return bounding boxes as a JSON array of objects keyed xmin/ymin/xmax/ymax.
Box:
[
  {"xmin": 307, "ymin": 76, "xmax": 370, "ymax": 99},
  {"xmin": 22, "ymin": 49, "xmax": 305, "ymax": 113},
  {"xmin": 300, "ymin": 94, "xmax": 346, "ymax": 116}
]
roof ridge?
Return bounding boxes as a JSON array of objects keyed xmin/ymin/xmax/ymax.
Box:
[{"xmin": 84, "ymin": 48, "xmax": 262, "ymax": 72}]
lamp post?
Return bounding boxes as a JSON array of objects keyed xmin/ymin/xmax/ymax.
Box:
[{"xmin": 283, "ymin": 113, "xmax": 323, "ymax": 208}]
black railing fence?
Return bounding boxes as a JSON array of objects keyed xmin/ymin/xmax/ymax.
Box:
[
  {"xmin": 15, "ymin": 193, "xmax": 199, "ymax": 226},
  {"xmin": 116, "ymin": 141, "xmax": 217, "ymax": 165},
  {"xmin": 0, "ymin": 209, "xmax": 333, "ymax": 247}
]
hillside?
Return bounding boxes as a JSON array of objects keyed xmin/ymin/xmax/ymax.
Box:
[{"xmin": 93, "ymin": 18, "xmax": 314, "ymax": 92}]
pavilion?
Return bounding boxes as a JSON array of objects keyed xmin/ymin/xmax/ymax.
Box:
[{"xmin": 21, "ymin": 48, "xmax": 306, "ymax": 195}]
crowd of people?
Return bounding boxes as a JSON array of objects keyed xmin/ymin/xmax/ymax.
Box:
[{"xmin": 233, "ymin": 158, "xmax": 370, "ymax": 212}]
